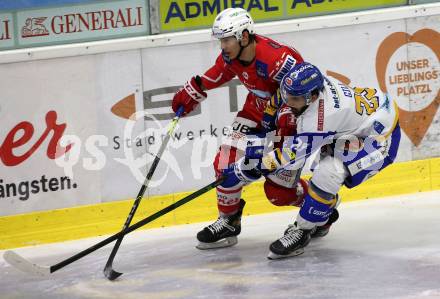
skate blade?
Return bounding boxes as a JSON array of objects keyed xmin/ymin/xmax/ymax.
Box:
[
  {"xmin": 267, "ymin": 248, "xmax": 305, "ymax": 260},
  {"xmin": 196, "ymin": 236, "xmax": 238, "ymax": 250},
  {"xmin": 311, "ymin": 230, "xmax": 329, "ymax": 238}
]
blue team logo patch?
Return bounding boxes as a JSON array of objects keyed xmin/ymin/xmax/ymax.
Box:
[
  {"xmin": 373, "ymin": 121, "xmax": 385, "ymax": 134},
  {"xmin": 256, "ymin": 60, "xmax": 268, "ymax": 79},
  {"xmin": 285, "ymin": 77, "xmax": 293, "ymax": 86}
]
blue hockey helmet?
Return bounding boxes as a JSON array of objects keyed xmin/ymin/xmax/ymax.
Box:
[{"xmin": 280, "ymin": 62, "xmax": 324, "ymax": 105}]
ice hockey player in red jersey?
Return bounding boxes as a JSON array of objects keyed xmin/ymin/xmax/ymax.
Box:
[{"xmin": 171, "ymin": 7, "xmax": 311, "ymax": 249}]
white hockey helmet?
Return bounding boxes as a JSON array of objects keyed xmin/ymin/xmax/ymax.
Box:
[{"xmin": 212, "ymin": 8, "xmax": 255, "ymax": 41}]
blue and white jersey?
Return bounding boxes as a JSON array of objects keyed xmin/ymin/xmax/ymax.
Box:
[{"xmin": 262, "ymin": 77, "xmax": 399, "ymax": 172}]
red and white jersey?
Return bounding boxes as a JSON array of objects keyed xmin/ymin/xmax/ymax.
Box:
[{"xmin": 200, "ymin": 35, "xmax": 304, "ymax": 100}]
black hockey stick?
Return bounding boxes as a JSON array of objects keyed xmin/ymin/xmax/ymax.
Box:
[
  {"xmin": 3, "ymin": 176, "xmax": 225, "ymax": 277},
  {"xmin": 104, "ymin": 106, "xmax": 184, "ymax": 280}
]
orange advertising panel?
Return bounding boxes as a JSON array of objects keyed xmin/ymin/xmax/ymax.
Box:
[{"xmin": 376, "ymin": 29, "xmax": 440, "ymax": 146}]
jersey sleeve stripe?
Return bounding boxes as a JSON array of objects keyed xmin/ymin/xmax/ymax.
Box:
[
  {"xmin": 273, "ymin": 55, "xmax": 297, "ymax": 82},
  {"xmin": 202, "ymin": 73, "xmax": 224, "ymax": 83}
]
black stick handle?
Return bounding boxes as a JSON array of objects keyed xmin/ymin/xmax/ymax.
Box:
[
  {"xmin": 50, "ymin": 177, "xmax": 224, "ymax": 273},
  {"xmin": 103, "ymin": 107, "xmax": 184, "ymax": 275}
]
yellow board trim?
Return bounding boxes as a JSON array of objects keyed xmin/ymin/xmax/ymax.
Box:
[{"xmin": 1, "ymin": 157, "xmax": 440, "ymax": 250}]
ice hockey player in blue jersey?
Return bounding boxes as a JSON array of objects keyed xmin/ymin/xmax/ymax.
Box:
[{"xmin": 221, "ymin": 62, "xmax": 401, "ymax": 259}]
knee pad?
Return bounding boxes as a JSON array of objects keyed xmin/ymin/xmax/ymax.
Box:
[
  {"xmin": 214, "ymin": 146, "xmax": 244, "ymax": 215},
  {"xmin": 264, "ymin": 178, "xmax": 308, "ymax": 207},
  {"xmin": 311, "ymin": 155, "xmax": 348, "ymax": 195},
  {"xmin": 298, "ymin": 182, "xmax": 338, "ymax": 228},
  {"xmin": 213, "ymin": 114, "xmax": 259, "ymax": 176},
  {"xmin": 213, "ymin": 146, "xmax": 240, "ymax": 177}
]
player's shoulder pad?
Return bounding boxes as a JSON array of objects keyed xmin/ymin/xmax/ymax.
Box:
[
  {"xmin": 257, "ymin": 37, "xmax": 301, "ymax": 82},
  {"xmin": 271, "ymin": 49, "xmax": 300, "ymax": 82},
  {"xmin": 254, "ymin": 37, "xmax": 296, "ymax": 82},
  {"xmin": 266, "ymin": 38, "xmax": 283, "ymax": 49}
]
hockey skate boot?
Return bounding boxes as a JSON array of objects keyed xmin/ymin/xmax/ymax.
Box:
[
  {"xmin": 281, "ymin": 208, "xmax": 339, "ymax": 240},
  {"xmin": 310, "ymin": 208, "xmax": 339, "ymax": 238},
  {"xmin": 268, "ymin": 223, "xmax": 311, "ymax": 259},
  {"xmin": 196, "ymin": 199, "xmax": 245, "ymax": 250}
]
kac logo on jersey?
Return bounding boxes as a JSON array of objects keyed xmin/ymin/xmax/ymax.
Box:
[{"xmin": 256, "ymin": 60, "xmax": 268, "ymax": 79}]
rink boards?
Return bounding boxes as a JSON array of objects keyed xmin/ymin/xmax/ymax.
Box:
[
  {"xmin": 1, "ymin": 157, "xmax": 439, "ymax": 249},
  {"xmin": 0, "ymin": 4, "xmax": 439, "ymax": 249}
]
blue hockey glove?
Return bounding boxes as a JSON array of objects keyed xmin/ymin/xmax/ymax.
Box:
[
  {"xmin": 220, "ymin": 157, "xmax": 263, "ymax": 188},
  {"xmin": 220, "ymin": 136, "xmax": 268, "ymax": 188},
  {"xmin": 261, "ymin": 90, "xmax": 283, "ymax": 132},
  {"xmin": 261, "ymin": 107, "xmax": 277, "ymax": 133}
]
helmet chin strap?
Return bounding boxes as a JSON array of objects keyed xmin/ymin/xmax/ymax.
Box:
[
  {"xmin": 292, "ymin": 94, "xmax": 312, "ymax": 117},
  {"xmin": 299, "ymin": 91, "xmax": 321, "ymax": 115},
  {"xmin": 237, "ymin": 38, "xmax": 253, "ymax": 65},
  {"xmin": 293, "ymin": 105, "xmax": 308, "ymax": 117},
  {"xmin": 304, "ymin": 92, "xmax": 312, "ymax": 105}
]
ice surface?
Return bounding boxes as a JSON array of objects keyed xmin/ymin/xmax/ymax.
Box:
[{"xmin": 1, "ymin": 191, "xmax": 440, "ymax": 299}]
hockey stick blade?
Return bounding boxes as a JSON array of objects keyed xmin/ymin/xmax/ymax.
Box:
[
  {"xmin": 2, "ymin": 176, "xmax": 225, "ymax": 277},
  {"xmin": 103, "ymin": 264, "xmax": 122, "ymax": 281},
  {"xmin": 3, "ymin": 251, "xmax": 51, "ymax": 276}
]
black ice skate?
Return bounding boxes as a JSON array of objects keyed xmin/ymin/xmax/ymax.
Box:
[
  {"xmin": 196, "ymin": 199, "xmax": 245, "ymax": 250},
  {"xmin": 282, "ymin": 208, "xmax": 339, "ymax": 240},
  {"xmin": 310, "ymin": 208, "xmax": 339, "ymax": 238},
  {"xmin": 268, "ymin": 224, "xmax": 311, "ymax": 259}
]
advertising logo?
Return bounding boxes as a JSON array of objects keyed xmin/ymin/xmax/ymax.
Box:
[
  {"xmin": 15, "ymin": 0, "xmax": 148, "ymax": 48},
  {"xmin": 160, "ymin": 0, "xmax": 281, "ymax": 32},
  {"xmin": 0, "ymin": 111, "xmax": 77, "ymax": 202},
  {"xmin": 0, "ymin": 110, "xmax": 73, "ymax": 167},
  {"xmin": 0, "ymin": 18, "xmax": 12, "ymax": 41},
  {"xmin": 21, "ymin": 17, "xmax": 49, "ymax": 38},
  {"xmin": 376, "ymin": 29, "xmax": 440, "ymax": 146}
]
